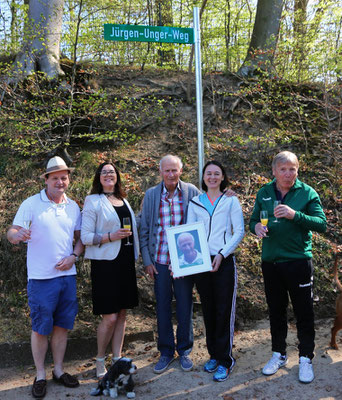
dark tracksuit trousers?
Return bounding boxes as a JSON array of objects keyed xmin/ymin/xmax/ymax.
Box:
[
  {"xmin": 261, "ymin": 258, "xmax": 315, "ymax": 359},
  {"xmin": 194, "ymin": 254, "xmax": 237, "ymax": 368}
]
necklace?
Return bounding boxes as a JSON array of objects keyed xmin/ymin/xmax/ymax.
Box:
[{"xmin": 104, "ymin": 192, "xmax": 123, "ymax": 206}]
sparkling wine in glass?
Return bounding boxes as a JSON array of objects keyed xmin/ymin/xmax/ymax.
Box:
[
  {"xmin": 274, "ymin": 200, "xmax": 281, "ymax": 222},
  {"xmin": 123, "ymin": 217, "xmax": 132, "ymax": 246},
  {"xmin": 23, "ymin": 210, "xmax": 32, "ymax": 243},
  {"xmin": 260, "ymin": 210, "xmax": 269, "ymax": 237}
]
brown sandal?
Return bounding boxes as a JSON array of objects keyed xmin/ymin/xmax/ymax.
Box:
[{"xmin": 52, "ymin": 371, "xmax": 79, "ymax": 388}]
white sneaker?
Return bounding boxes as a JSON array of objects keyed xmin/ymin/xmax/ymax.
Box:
[
  {"xmin": 262, "ymin": 352, "xmax": 288, "ymax": 375},
  {"xmin": 299, "ymin": 356, "xmax": 314, "ymax": 383}
]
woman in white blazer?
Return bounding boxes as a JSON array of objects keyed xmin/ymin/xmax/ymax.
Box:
[
  {"xmin": 187, "ymin": 160, "xmax": 244, "ymax": 383},
  {"xmin": 81, "ymin": 162, "xmax": 139, "ymax": 378}
]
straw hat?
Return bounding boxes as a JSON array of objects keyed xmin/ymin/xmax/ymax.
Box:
[{"xmin": 40, "ymin": 156, "xmax": 74, "ymax": 179}]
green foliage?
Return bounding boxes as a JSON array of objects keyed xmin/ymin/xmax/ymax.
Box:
[
  {"xmin": 0, "ymin": 68, "xmax": 340, "ymax": 334},
  {"xmin": 230, "ymin": 77, "xmax": 337, "ymax": 153},
  {"xmin": 0, "ymin": 71, "xmax": 112, "ymax": 155},
  {"xmin": 77, "ymin": 94, "xmax": 169, "ymax": 144},
  {"xmin": 0, "ymin": 66, "xmax": 176, "ymax": 155},
  {"xmin": 0, "ymin": 157, "xmax": 41, "ymax": 301},
  {"xmin": 1, "ymin": 0, "xmax": 342, "ymax": 81}
]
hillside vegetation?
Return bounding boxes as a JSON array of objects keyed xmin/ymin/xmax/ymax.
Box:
[{"xmin": 0, "ymin": 65, "xmax": 341, "ymax": 342}]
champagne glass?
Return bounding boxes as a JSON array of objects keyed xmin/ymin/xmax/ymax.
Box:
[
  {"xmin": 260, "ymin": 210, "xmax": 269, "ymax": 237},
  {"xmin": 123, "ymin": 217, "xmax": 132, "ymax": 246},
  {"xmin": 22, "ymin": 210, "xmax": 32, "ymax": 243},
  {"xmin": 274, "ymin": 200, "xmax": 281, "ymax": 222}
]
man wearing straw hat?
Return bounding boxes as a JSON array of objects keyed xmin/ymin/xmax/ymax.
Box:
[{"xmin": 7, "ymin": 156, "xmax": 84, "ymax": 398}]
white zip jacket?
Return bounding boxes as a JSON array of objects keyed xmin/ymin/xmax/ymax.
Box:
[{"xmin": 187, "ymin": 194, "xmax": 244, "ymax": 257}]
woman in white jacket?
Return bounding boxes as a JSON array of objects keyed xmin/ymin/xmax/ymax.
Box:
[
  {"xmin": 81, "ymin": 162, "xmax": 139, "ymax": 378},
  {"xmin": 187, "ymin": 160, "xmax": 244, "ymax": 382}
]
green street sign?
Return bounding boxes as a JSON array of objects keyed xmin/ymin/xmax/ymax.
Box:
[{"xmin": 104, "ymin": 24, "xmax": 194, "ymax": 44}]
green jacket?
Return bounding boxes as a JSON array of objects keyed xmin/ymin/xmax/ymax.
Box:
[{"xmin": 249, "ymin": 178, "xmax": 326, "ymax": 263}]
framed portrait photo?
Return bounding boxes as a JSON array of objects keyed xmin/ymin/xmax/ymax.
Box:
[{"xmin": 166, "ymin": 221, "xmax": 212, "ymax": 278}]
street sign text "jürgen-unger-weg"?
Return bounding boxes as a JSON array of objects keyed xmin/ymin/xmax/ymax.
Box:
[{"xmin": 104, "ymin": 24, "xmax": 194, "ymax": 44}]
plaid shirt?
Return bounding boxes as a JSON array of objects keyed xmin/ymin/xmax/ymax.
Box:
[{"xmin": 155, "ymin": 183, "xmax": 184, "ymax": 265}]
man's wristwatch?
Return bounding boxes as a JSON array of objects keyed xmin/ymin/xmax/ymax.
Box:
[{"xmin": 71, "ymin": 252, "xmax": 79, "ymax": 262}]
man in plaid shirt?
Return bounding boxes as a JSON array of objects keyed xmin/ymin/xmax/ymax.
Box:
[{"xmin": 139, "ymin": 155, "xmax": 200, "ymax": 374}]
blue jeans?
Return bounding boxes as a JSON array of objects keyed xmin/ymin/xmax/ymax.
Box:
[{"xmin": 154, "ymin": 262, "xmax": 194, "ymax": 357}]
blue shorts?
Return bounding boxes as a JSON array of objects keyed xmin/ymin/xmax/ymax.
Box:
[{"xmin": 27, "ymin": 276, "xmax": 78, "ymax": 335}]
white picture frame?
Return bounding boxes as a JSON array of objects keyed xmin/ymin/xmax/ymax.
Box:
[{"xmin": 166, "ymin": 221, "xmax": 212, "ymax": 278}]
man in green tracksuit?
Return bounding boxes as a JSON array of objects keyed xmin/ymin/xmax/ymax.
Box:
[{"xmin": 249, "ymin": 151, "xmax": 326, "ymax": 384}]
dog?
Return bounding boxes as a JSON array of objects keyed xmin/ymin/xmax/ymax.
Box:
[
  {"xmin": 330, "ymin": 250, "xmax": 342, "ymax": 350},
  {"xmin": 90, "ymin": 357, "xmax": 137, "ymax": 399}
]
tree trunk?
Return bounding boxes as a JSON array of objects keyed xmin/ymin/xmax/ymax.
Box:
[
  {"xmin": 13, "ymin": 0, "xmax": 65, "ymax": 80},
  {"xmin": 155, "ymin": 0, "xmax": 175, "ymax": 66},
  {"xmin": 224, "ymin": 0, "xmax": 231, "ymax": 71},
  {"xmin": 293, "ymin": 0, "xmax": 309, "ymax": 82},
  {"xmin": 237, "ymin": 0, "xmax": 284, "ymax": 77},
  {"xmin": 294, "ymin": 0, "xmax": 308, "ymax": 37},
  {"xmin": 10, "ymin": 0, "xmax": 19, "ymax": 52}
]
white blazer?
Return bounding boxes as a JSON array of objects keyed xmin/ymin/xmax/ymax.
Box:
[{"xmin": 81, "ymin": 194, "xmax": 139, "ymax": 260}]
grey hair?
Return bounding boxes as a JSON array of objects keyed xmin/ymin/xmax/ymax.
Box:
[
  {"xmin": 272, "ymin": 151, "xmax": 299, "ymax": 169},
  {"xmin": 177, "ymin": 232, "xmax": 195, "ymax": 247},
  {"xmin": 159, "ymin": 155, "xmax": 183, "ymax": 171}
]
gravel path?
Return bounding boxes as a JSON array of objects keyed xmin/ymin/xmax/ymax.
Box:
[{"xmin": 0, "ymin": 319, "xmax": 341, "ymax": 400}]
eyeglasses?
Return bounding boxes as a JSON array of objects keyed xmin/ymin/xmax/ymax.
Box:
[{"xmin": 100, "ymin": 170, "xmax": 116, "ymax": 176}]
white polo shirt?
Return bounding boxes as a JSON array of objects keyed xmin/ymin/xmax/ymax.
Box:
[{"xmin": 13, "ymin": 189, "xmax": 81, "ymax": 280}]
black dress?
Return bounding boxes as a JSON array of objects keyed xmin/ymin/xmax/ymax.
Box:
[{"xmin": 90, "ymin": 203, "xmax": 139, "ymax": 315}]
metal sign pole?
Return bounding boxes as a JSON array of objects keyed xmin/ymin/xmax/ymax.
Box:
[{"xmin": 193, "ymin": 7, "xmax": 204, "ymax": 188}]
